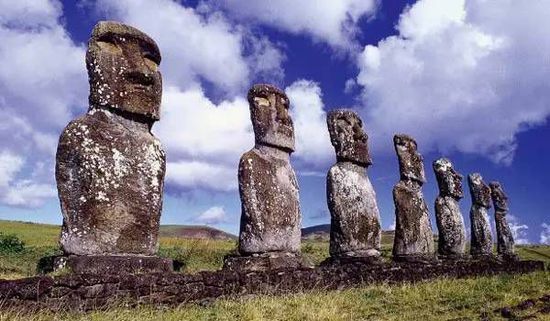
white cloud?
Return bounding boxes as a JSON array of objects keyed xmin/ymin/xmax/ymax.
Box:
[
  {"xmin": 166, "ymin": 160, "xmax": 236, "ymax": 192},
  {"xmin": 94, "ymin": 0, "xmax": 284, "ymax": 94},
  {"xmin": 155, "ymin": 86, "xmax": 252, "ymax": 165},
  {"xmin": 0, "ymin": 151, "xmax": 24, "ymax": 188},
  {"xmin": 153, "ymin": 86, "xmax": 251, "ymax": 192},
  {"xmin": 540, "ymin": 223, "xmax": 550, "ymax": 245},
  {"xmin": 0, "ymin": 0, "xmax": 86, "ymax": 208},
  {"xmin": 215, "ymin": 0, "xmax": 378, "ymax": 50},
  {"xmin": 0, "ymin": 150, "xmax": 56, "ymax": 207},
  {"xmin": 1, "ymin": 181, "xmax": 56, "ymax": 208},
  {"xmin": 286, "ymin": 80, "xmax": 333, "ymax": 169},
  {"xmin": 355, "ymin": 0, "xmax": 550, "ymax": 164},
  {"xmin": 195, "ymin": 206, "xmax": 227, "ymax": 224},
  {"xmin": 0, "ymin": 0, "xmax": 62, "ymax": 28},
  {"xmin": 157, "ymin": 80, "xmax": 333, "ymax": 193},
  {"xmin": 508, "ymin": 214, "xmax": 529, "ymax": 245}
]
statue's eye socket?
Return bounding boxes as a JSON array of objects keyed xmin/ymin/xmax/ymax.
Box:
[
  {"xmin": 143, "ymin": 53, "xmax": 158, "ymax": 71},
  {"xmin": 253, "ymin": 96, "xmax": 270, "ymax": 107},
  {"xmin": 96, "ymin": 34, "xmax": 121, "ymax": 54}
]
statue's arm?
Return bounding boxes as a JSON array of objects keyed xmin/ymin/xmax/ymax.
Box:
[
  {"xmin": 55, "ymin": 122, "xmax": 83, "ymax": 213},
  {"xmin": 326, "ymin": 166, "xmax": 345, "ymax": 220},
  {"xmin": 238, "ymin": 152, "xmax": 260, "ymax": 222}
]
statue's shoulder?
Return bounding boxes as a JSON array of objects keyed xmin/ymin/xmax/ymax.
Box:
[
  {"xmin": 58, "ymin": 113, "xmax": 92, "ymax": 145},
  {"xmin": 239, "ymin": 148, "xmax": 265, "ymax": 166},
  {"xmin": 328, "ymin": 162, "xmax": 344, "ymax": 175}
]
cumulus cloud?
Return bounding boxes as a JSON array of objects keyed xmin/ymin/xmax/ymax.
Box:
[
  {"xmin": 93, "ymin": 0, "xmax": 285, "ymax": 94},
  {"xmin": 355, "ymin": 0, "xmax": 550, "ymax": 164},
  {"xmin": 166, "ymin": 160, "xmax": 236, "ymax": 192},
  {"xmin": 0, "ymin": 151, "xmax": 23, "ymax": 188},
  {"xmin": 195, "ymin": 206, "xmax": 227, "ymax": 224},
  {"xmin": 158, "ymin": 80, "xmax": 333, "ymax": 192},
  {"xmin": 540, "ymin": 223, "xmax": 550, "ymax": 245},
  {"xmin": 155, "ymin": 86, "xmax": 252, "ymax": 165},
  {"xmin": 0, "ymin": 0, "xmax": 86, "ymax": 207},
  {"xmin": 215, "ymin": 0, "xmax": 378, "ymax": 50},
  {"xmin": 154, "ymin": 86, "xmax": 252, "ymax": 192},
  {"xmin": 286, "ymin": 80, "xmax": 333, "ymax": 169},
  {"xmin": 0, "ymin": 150, "xmax": 56, "ymax": 207},
  {"xmin": 508, "ymin": 215, "xmax": 529, "ymax": 245}
]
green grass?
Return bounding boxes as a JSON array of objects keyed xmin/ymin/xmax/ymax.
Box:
[
  {"xmin": 1, "ymin": 220, "xmax": 549, "ymax": 278},
  {"xmin": 0, "ymin": 220, "xmax": 549, "ymax": 320},
  {"xmin": 1, "ymin": 271, "xmax": 548, "ymax": 320}
]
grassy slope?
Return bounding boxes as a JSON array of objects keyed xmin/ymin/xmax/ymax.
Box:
[
  {"xmin": 1, "ymin": 220, "xmax": 550, "ymax": 278},
  {"xmin": 0, "ymin": 220, "xmax": 549, "ymax": 320}
]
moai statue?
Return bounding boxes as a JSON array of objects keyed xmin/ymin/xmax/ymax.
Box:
[
  {"xmin": 392, "ymin": 134, "xmax": 436, "ymax": 263},
  {"xmin": 433, "ymin": 158, "xmax": 467, "ymax": 259},
  {"xmin": 468, "ymin": 173, "xmax": 493, "ymax": 258},
  {"xmin": 224, "ymin": 84, "xmax": 310, "ymax": 271},
  {"xmin": 53, "ymin": 21, "xmax": 171, "ymax": 274},
  {"xmin": 325, "ymin": 109, "xmax": 381, "ymax": 263},
  {"xmin": 490, "ymin": 181, "xmax": 519, "ymax": 261}
]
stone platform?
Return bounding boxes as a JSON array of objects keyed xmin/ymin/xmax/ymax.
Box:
[
  {"xmin": 0, "ymin": 259, "xmax": 544, "ymax": 312},
  {"xmin": 223, "ymin": 252, "xmax": 313, "ymax": 271},
  {"xmin": 38, "ymin": 255, "xmax": 174, "ymax": 275}
]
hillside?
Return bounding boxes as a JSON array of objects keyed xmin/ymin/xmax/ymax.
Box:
[
  {"xmin": 302, "ymin": 224, "xmax": 396, "ymax": 245},
  {"xmin": 160, "ymin": 225, "xmax": 236, "ymax": 240},
  {"xmin": 0, "ymin": 220, "xmax": 237, "ymax": 244}
]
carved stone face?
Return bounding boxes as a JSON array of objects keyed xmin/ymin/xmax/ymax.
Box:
[
  {"xmin": 393, "ymin": 134, "xmax": 426, "ymax": 183},
  {"xmin": 248, "ymin": 84, "xmax": 294, "ymax": 152},
  {"xmin": 86, "ymin": 21, "xmax": 162, "ymax": 120},
  {"xmin": 433, "ymin": 158, "xmax": 463, "ymax": 199},
  {"xmin": 468, "ymin": 173, "xmax": 491, "ymax": 208},
  {"xmin": 490, "ymin": 181, "xmax": 509, "ymax": 212},
  {"xmin": 327, "ymin": 109, "xmax": 372, "ymax": 166}
]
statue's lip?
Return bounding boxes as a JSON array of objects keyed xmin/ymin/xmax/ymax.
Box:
[{"xmin": 128, "ymin": 84, "xmax": 150, "ymax": 92}]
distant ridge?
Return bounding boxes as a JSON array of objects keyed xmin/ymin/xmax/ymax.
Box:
[
  {"xmin": 301, "ymin": 224, "xmax": 330, "ymax": 241},
  {"xmin": 301, "ymin": 224, "xmax": 396, "ymax": 243},
  {"xmin": 160, "ymin": 225, "xmax": 237, "ymax": 241},
  {"xmin": 0, "ymin": 220, "xmax": 237, "ymax": 241}
]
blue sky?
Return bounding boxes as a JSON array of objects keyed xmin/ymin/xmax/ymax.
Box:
[{"xmin": 0, "ymin": 0, "xmax": 549, "ymax": 244}]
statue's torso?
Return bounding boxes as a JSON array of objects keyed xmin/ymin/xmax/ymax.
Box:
[
  {"xmin": 470, "ymin": 204, "xmax": 492, "ymax": 255},
  {"xmin": 434, "ymin": 195, "xmax": 466, "ymax": 255},
  {"xmin": 327, "ymin": 162, "xmax": 381, "ymax": 256},
  {"xmin": 56, "ymin": 109, "xmax": 165, "ymax": 255},
  {"xmin": 392, "ymin": 180, "xmax": 435, "ymax": 256},
  {"xmin": 238, "ymin": 148, "xmax": 301, "ymax": 254}
]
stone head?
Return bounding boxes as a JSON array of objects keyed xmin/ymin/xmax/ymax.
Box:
[
  {"xmin": 86, "ymin": 21, "xmax": 162, "ymax": 120},
  {"xmin": 248, "ymin": 84, "xmax": 294, "ymax": 152},
  {"xmin": 467, "ymin": 173, "xmax": 491, "ymax": 208},
  {"xmin": 433, "ymin": 158, "xmax": 463, "ymax": 199},
  {"xmin": 489, "ymin": 181, "xmax": 509, "ymax": 212},
  {"xmin": 393, "ymin": 134, "xmax": 426, "ymax": 183},
  {"xmin": 327, "ymin": 109, "xmax": 372, "ymax": 166}
]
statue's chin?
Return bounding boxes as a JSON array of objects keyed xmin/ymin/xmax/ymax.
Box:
[{"xmin": 257, "ymin": 132, "xmax": 295, "ymax": 152}]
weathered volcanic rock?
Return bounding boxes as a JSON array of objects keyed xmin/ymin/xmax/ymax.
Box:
[
  {"xmin": 468, "ymin": 173, "xmax": 493, "ymax": 258},
  {"xmin": 490, "ymin": 181, "xmax": 518, "ymax": 261},
  {"xmin": 236, "ymin": 84, "xmax": 302, "ymax": 256},
  {"xmin": 56, "ymin": 21, "xmax": 165, "ymax": 256},
  {"xmin": 327, "ymin": 109, "xmax": 372, "ymax": 165},
  {"xmin": 326, "ymin": 109, "xmax": 381, "ymax": 258},
  {"xmin": 433, "ymin": 158, "xmax": 466, "ymax": 259},
  {"xmin": 392, "ymin": 134, "xmax": 435, "ymax": 262}
]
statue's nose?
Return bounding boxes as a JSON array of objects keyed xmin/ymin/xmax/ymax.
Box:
[
  {"xmin": 124, "ymin": 48, "xmax": 155, "ymax": 85},
  {"xmin": 125, "ymin": 70, "xmax": 154, "ymax": 86}
]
